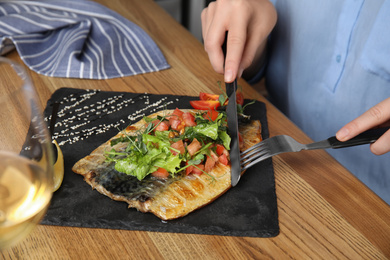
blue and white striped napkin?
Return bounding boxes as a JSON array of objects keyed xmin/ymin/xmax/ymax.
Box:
[{"xmin": 0, "ymin": 0, "xmax": 170, "ymax": 79}]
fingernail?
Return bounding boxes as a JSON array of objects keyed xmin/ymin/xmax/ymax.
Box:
[
  {"xmin": 225, "ymin": 69, "xmax": 234, "ymax": 82},
  {"xmin": 336, "ymin": 128, "xmax": 349, "ymax": 140}
]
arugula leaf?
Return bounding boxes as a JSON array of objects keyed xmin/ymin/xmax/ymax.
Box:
[
  {"xmin": 219, "ymin": 94, "xmax": 228, "ymax": 106},
  {"xmin": 237, "ymin": 99, "xmax": 255, "ymax": 114},
  {"xmin": 187, "ymin": 153, "xmax": 205, "ymax": 165}
]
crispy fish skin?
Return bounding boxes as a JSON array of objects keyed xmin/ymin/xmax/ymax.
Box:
[{"xmin": 72, "ymin": 109, "xmax": 262, "ymax": 220}]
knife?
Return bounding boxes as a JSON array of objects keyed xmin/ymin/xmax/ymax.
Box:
[
  {"xmin": 222, "ymin": 33, "xmax": 242, "ymax": 187},
  {"xmin": 226, "ymin": 79, "xmax": 241, "ymax": 187}
]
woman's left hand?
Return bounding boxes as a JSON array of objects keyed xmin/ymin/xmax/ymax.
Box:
[{"xmin": 336, "ymin": 97, "xmax": 390, "ymax": 155}]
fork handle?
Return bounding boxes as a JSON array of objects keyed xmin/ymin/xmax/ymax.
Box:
[{"xmin": 327, "ymin": 127, "xmax": 389, "ymax": 149}]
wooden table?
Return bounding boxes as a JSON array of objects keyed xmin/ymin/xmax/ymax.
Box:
[{"xmin": 2, "ymin": 0, "xmax": 390, "ymax": 259}]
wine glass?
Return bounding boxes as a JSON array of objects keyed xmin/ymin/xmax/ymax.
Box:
[{"xmin": 0, "ymin": 57, "xmax": 54, "ymax": 249}]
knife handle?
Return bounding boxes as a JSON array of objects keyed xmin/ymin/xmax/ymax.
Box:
[{"xmin": 327, "ymin": 126, "xmax": 389, "ymax": 149}]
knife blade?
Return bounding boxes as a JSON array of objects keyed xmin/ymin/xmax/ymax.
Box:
[
  {"xmin": 226, "ymin": 79, "xmax": 241, "ymax": 187},
  {"xmin": 222, "ymin": 32, "xmax": 242, "ymax": 187}
]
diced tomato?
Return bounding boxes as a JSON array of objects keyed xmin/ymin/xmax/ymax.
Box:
[
  {"xmin": 171, "ymin": 108, "xmax": 184, "ymax": 118},
  {"xmin": 168, "ymin": 108, "xmax": 184, "ymax": 129},
  {"xmin": 236, "ymin": 91, "xmax": 244, "ymax": 106},
  {"xmin": 152, "ymin": 120, "xmax": 169, "ymax": 131},
  {"xmin": 190, "ymin": 100, "xmax": 220, "ymax": 110},
  {"xmin": 216, "ymin": 144, "xmax": 229, "ymax": 157},
  {"xmin": 170, "ymin": 140, "xmax": 185, "ymax": 155},
  {"xmin": 199, "ymin": 92, "xmax": 220, "ymax": 101},
  {"xmin": 216, "ymin": 145, "xmax": 229, "ymax": 165},
  {"xmin": 152, "ymin": 167, "xmax": 169, "ymax": 179},
  {"xmin": 204, "ymin": 155, "xmax": 216, "ymax": 173},
  {"xmin": 182, "ymin": 112, "xmax": 196, "ymax": 127},
  {"xmin": 185, "ymin": 162, "xmax": 206, "ymax": 175},
  {"xmin": 203, "ymin": 110, "xmax": 219, "ymax": 121},
  {"xmin": 187, "ymin": 138, "xmax": 201, "ymax": 156},
  {"xmin": 191, "ymin": 164, "xmax": 205, "ymax": 175},
  {"xmin": 169, "ymin": 118, "xmax": 182, "ymax": 131},
  {"xmin": 218, "ymin": 154, "xmax": 229, "ymax": 166},
  {"xmin": 185, "ymin": 163, "xmax": 194, "ymax": 175},
  {"xmin": 216, "ymin": 144, "xmax": 224, "ymax": 156}
]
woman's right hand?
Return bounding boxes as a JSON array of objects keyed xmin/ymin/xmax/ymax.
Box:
[{"xmin": 201, "ymin": 0, "xmax": 277, "ymax": 82}]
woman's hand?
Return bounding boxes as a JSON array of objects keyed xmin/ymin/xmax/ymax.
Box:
[
  {"xmin": 336, "ymin": 97, "xmax": 390, "ymax": 155},
  {"xmin": 201, "ymin": 0, "xmax": 277, "ymax": 82}
]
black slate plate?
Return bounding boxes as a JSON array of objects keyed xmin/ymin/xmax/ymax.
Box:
[{"xmin": 41, "ymin": 88, "xmax": 279, "ymax": 237}]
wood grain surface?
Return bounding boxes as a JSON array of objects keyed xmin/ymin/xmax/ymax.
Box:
[{"xmin": 1, "ymin": 0, "xmax": 389, "ymax": 259}]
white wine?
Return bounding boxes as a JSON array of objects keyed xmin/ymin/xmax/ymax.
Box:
[{"xmin": 0, "ymin": 151, "xmax": 52, "ymax": 249}]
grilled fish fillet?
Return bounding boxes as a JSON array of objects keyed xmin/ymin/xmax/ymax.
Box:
[{"xmin": 72, "ymin": 109, "xmax": 262, "ymax": 220}]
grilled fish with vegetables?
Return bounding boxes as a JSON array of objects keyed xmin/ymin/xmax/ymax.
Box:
[{"xmin": 72, "ymin": 108, "xmax": 262, "ymax": 220}]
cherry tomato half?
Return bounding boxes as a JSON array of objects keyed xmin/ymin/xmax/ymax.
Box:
[
  {"xmin": 190, "ymin": 100, "xmax": 220, "ymax": 110},
  {"xmin": 199, "ymin": 92, "xmax": 220, "ymax": 101}
]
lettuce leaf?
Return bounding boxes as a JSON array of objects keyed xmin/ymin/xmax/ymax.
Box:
[
  {"xmin": 218, "ymin": 130, "xmax": 231, "ymax": 150},
  {"xmin": 193, "ymin": 122, "xmax": 219, "ymax": 140}
]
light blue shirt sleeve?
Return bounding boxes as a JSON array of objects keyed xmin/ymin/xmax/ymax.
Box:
[{"xmin": 264, "ymin": 0, "xmax": 390, "ymax": 204}]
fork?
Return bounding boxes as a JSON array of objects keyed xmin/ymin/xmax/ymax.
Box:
[{"xmin": 241, "ymin": 126, "xmax": 389, "ymax": 171}]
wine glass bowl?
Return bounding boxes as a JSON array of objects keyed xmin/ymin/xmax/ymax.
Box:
[{"xmin": 0, "ymin": 57, "xmax": 54, "ymax": 249}]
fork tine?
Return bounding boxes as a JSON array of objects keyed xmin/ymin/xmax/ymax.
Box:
[
  {"xmin": 241, "ymin": 152, "xmax": 272, "ymax": 171},
  {"xmin": 240, "ymin": 145, "xmax": 268, "ymax": 161},
  {"xmin": 240, "ymin": 138, "xmax": 272, "ymax": 171},
  {"xmin": 241, "ymin": 146, "xmax": 269, "ymax": 165}
]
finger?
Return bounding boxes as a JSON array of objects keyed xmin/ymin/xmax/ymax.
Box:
[
  {"xmin": 203, "ymin": 8, "xmax": 229, "ymax": 74},
  {"xmin": 204, "ymin": 26, "xmax": 226, "ymax": 74},
  {"xmin": 239, "ymin": 31, "xmax": 267, "ymax": 76},
  {"xmin": 336, "ymin": 97, "xmax": 390, "ymax": 141},
  {"xmin": 224, "ymin": 17, "xmax": 249, "ymax": 82},
  {"xmin": 239, "ymin": 4, "xmax": 277, "ymax": 75},
  {"xmin": 201, "ymin": 2, "xmax": 215, "ymax": 42},
  {"xmin": 201, "ymin": 8, "xmax": 208, "ymax": 41},
  {"xmin": 370, "ymin": 128, "xmax": 390, "ymax": 155}
]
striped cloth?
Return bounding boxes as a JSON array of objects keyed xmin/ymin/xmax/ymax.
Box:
[{"xmin": 0, "ymin": 0, "xmax": 170, "ymax": 79}]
